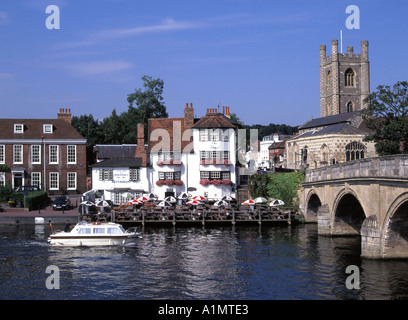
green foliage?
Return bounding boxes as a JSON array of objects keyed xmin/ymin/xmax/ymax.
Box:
[
  {"xmin": 248, "ymin": 174, "xmax": 271, "ymax": 199},
  {"xmin": 362, "ymin": 81, "xmax": 408, "ymax": 155},
  {"xmin": 0, "ymin": 184, "xmax": 13, "ymax": 203},
  {"xmin": 23, "ymin": 191, "xmax": 49, "ymax": 210},
  {"xmin": 249, "ymin": 171, "xmax": 305, "ymax": 208},
  {"xmin": 267, "ymin": 171, "xmax": 305, "ymax": 208}
]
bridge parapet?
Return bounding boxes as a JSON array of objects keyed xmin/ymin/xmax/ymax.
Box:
[{"xmin": 305, "ymin": 154, "xmax": 408, "ymax": 183}]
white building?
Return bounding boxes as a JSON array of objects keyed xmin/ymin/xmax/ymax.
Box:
[
  {"xmin": 91, "ymin": 104, "xmax": 242, "ymax": 204},
  {"xmin": 91, "ymin": 124, "xmax": 150, "ymax": 204},
  {"xmin": 148, "ymin": 104, "xmax": 240, "ymax": 201}
]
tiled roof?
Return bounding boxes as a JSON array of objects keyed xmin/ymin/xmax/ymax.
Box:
[
  {"xmin": 148, "ymin": 117, "xmax": 194, "ymax": 153},
  {"xmin": 95, "ymin": 145, "xmax": 137, "ymax": 159},
  {"xmin": 298, "ymin": 111, "xmax": 360, "ymax": 130},
  {"xmin": 92, "ymin": 157, "xmax": 143, "ymax": 168},
  {"xmin": 292, "ymin": 122, "xmax": 367, "ymax": 140},
  {"xmin": 191, "ymin": 113, "xmax": 238, "ymax": 129},
  {"xmin": 0, "ymin": 119, "xmax": 85, "ymax": 141}
]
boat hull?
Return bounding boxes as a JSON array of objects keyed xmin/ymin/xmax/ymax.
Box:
[{"xmin": 48, "ymin": 235, "xmax": 135, "ymax": 246}]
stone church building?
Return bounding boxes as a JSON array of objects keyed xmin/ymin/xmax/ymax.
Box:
[{"xmin": 285, "ymin": 40, "xmax": 377, "ymax": 169}]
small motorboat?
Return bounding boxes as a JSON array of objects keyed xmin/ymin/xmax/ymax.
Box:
[{"xmin": 48, "ymin": 221, "xmax": 140, "ymax": 247}]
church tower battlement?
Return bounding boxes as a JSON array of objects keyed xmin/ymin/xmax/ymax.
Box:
[{"xmin": 320, "ymin": 40, "xmax": 370, "ymax": 117}]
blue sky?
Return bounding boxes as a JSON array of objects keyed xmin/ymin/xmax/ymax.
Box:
[{"xmin": 0, "ymin": 0, "xmax": 407, "ymax": 126}]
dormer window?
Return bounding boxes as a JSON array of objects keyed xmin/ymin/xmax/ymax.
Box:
[
  {"xmin": 43, "ymin": 124, "xmax": 53, "ymax": 134},
  {"xmin": 14, "ymin": 124, "xmax": 24, "ymax": 133}
]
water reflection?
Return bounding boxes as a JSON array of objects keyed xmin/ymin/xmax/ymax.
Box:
[{"xmin": 1, "ymin": 223, "xmax": 408, "ymax": 299}]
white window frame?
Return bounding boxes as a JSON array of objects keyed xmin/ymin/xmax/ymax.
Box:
[
  {"xmin": 49, "ymin": 172, "xmax": 59, "ymax": 190},
  {"xmin": 13, "ymin": 145, "xmax": 23, "ymax": 164},
  {"xmin": 67, "ymin": 172, "xmax": 77, "ymax": 190},
  {"xmin": 200, "ymin": 129, "xmax": 208, "ymax": 141},
  {"xmin": 129, "ymin": 168, "xmax": 140, "ymax": 181},
  {"xmin": 67, "ymin": 145, "xmax": 76, "ymax": 164},
  {"xmin": 49, "ymin": 145, "xmax": 59, "ymax": 164},
  {"xmin": 0, "ymin": 145, "xmax": 4, "ymax": 164},
  {"xmin": 14, "ymin": 124, "xmax": 24, "ymax": 133},
  {"xmin": 31, "ymin": 145, "xmax": 41, "ymax": 164},
  {"xmin": 0, "ymin": 172, "xmax": 5, "ymax": 187},
  {"xmin": 43, "ymin": 124, "xmax": 53, "ymax": 134},
  {"xmin": 31, "ymin": 172, "xmax": 41, "ymax": 189}
]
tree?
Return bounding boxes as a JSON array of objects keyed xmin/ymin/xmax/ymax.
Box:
[
  {"xmin": 126, "ymin": 75, "xmax": 168, "ymax": 142},
  {"xmin": 361, "ymin": 81, "xmax": 408, "ymax": 155}
]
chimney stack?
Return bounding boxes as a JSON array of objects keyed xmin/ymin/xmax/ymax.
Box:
[
  {"xmin": 57, "ymin": 108, "xmax": 72, "ymax": 123},
  {"xmin": 135, "ymin": 123, "xmax": 147, "ymax": 166},
  {"xmin": 184, "ymin": 102, "xmax": 194, "ymax": 128}
]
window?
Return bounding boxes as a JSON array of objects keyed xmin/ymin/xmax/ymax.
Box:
[
  {"xmin": 200, "ymin": 171, "xmax": 230, "ymax": 180},
  {"xmin": 67, "ymin": 172, "xmax": 76, "ymax": 190},
  {"xmin": 209, "ymin": 129, "xmax": 220, "ymax": 141},
  {"xmin": 327, "ymin": 70, "xmax": 331, "ymax": 87},
  {"xmin": 346, "ymin": 101, "xmax": 354, "ymax": 113},
  {"xmin": 0, "ymin": 172, "xmax": 4, "ymax": 187},
  {"xmin": 346, "ymin": 141, "xmax": 366, "ymax": 162},
  {"xmin": 43, "ymin": 124, "xmax": 53, "ymax": 134},
  {"xmin": 49, "ymin": 145, "xmax": 58, "ymax": 164},
  {"xmin": 14, "ymin": 124, "xmax": 24, "ymax": 133},
  {"xmin": 93, "ymin": 228, "xmax": 105, "ymax": 234},
  {"xmin": 129, "ymin": 168, "xmax": 140, "ymax": 181},
  {"xmin": 113, "ymin": 192, "xmax": 136, "ymax": 204},
  {"xmin": 158, "ymin": 171, "xmax": 181, "ymax": 180},
  {"xmin": 221, "ymin": 172, "xmax": 231, "ymax": 180},
  {"xmin": 99, "ymin": 169, "xmax": 113, "ymax": 181},
  {"xmin": 200, "ymin": 151, "xmax": 209, "ymax": 160},
  {"xmin": 157, "ymin": 151, "xmax": 181, "ymax": 161},
  {"xmin": 13, "ymin": 145, "xmax": 23, "ymax": 164},
  {"xmin": 78, "ymin": 228, "xmax": 91, "ymax": 234},
  {"xmin": 31, "ymin": 145, "xmax": 41, "ymax": 164},
  {"xmin": 210, "ymin": 171, "xmax": 220, "ymax": 179},
  {"xmin": 67, "ymin": 145, "xmax": 76, "ymax": 163},
  {"xmin": 200, "ymin": 151, "xmax": 230, "ymax": 161},
  {"xmin": 0, "ymin": 145, "xmax": 4, "ymax": 164},
  {"xmin": 49, "ymin": 172, "xmax": 59, "ymax": 190},
  {"xmin": 200, "ymin": 129, "xmax": 208, "ymax": 141},
  {"xmin": 108, "ymin": 227, "xmax": 124, "ymax": 234},
  {"xmin": 345, "ymin": 68, "xmax": 355, "ymax": 87},
  {"xmin": 200, "ymin": 171, "xmax": 210, "ymax": 179},
  {"xmin": 31, "ymin": 172, "xmax": 41, "ymax": 189}
]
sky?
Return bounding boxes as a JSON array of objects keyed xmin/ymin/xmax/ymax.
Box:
[{"xmin": 0, "ymin": 0, "xmax": 407, "ymax": 127}]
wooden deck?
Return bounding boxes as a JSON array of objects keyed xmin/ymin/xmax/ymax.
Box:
[{"xmin": 81, "ymin": 205, "xmax": 304, "ymax": 228}]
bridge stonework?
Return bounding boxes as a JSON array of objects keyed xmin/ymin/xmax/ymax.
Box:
[{"xmin": 300, "ymin": 155, "xmax": 408, "ymax": 259}]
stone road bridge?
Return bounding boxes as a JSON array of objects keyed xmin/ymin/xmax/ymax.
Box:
[{"xmin": 300, "ymin": 154, "xmax": 408, "ymax": 259}]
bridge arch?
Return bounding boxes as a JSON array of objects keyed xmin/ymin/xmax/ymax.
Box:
[
  {"xmin": 332, "ymin": 189, "xmax": 366, "ymax": 236},
  {"xmin": 381, "ymin": 192, "xmax": 408, "ymax": 258},
  {"xmin": 305, "ymin": 190, "xmax": 322, "ymax": 222}
]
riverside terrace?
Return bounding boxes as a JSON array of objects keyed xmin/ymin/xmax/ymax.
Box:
[{"xmin": 80, "ymin": 202, "xmax": 304, "ymax": 228}]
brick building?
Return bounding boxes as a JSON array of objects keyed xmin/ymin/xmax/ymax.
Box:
[{"xmin": 0, "ymin": 109, "xmax": 87, "ymax": 194}]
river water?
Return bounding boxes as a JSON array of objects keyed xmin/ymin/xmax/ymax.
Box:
[{"xmin": 1, "ymin": 223, "xmax": 408, "ymax": 300}]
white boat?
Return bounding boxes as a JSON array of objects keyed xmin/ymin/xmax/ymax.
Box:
[{"xmin": 48, "ymin": 221, "xmax": 140, "ymax": 246}]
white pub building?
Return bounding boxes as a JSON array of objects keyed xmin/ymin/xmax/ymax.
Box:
[{"xmin": 91, "ymin": 104, "xmax": 242, "ymax": 204}]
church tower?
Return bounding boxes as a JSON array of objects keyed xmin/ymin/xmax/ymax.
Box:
[{"xmin": 320, "ymin": 40, "xmax": 370, "ymax": 117}]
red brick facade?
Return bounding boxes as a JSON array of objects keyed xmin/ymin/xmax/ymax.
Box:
[{"xmin": 0, "ymin": 111, "xmax": 87, "ymax": 195}]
